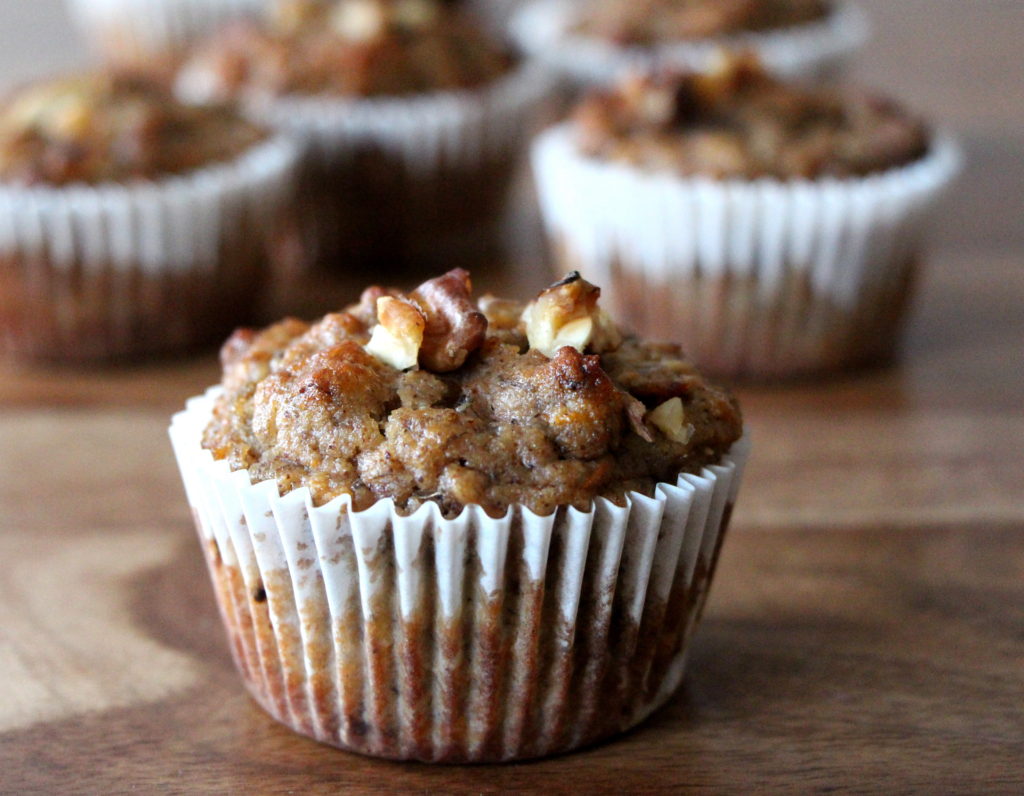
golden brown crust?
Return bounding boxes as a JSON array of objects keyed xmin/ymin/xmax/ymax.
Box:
[
  {"xmin": 574, "ymin": 54, "xmax": 930, "ymax": 179},
  {"xmin": 203, "ymin": 269, "xmax": 743, "ymax": 516},
  {"xmin": 0, "ymin": 73, "xmax": 266, "ymax": 185}
]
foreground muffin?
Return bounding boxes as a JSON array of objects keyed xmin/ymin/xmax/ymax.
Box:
[
  {"xmin": 178, "ymin": 0, "xmax": 553, "ymax": 279},
  {"xmin": 512, "ymin": 0, "xmax": 868, "ymax": 85},
  {"xmin": 532, "ymin": 56, "xmax": 959, "ymax": 378},
  {"xmin": 170, "ymin": 269, "xmax": 749, "ymax": 762},
  {"xmin": 66, "ymin": 0, "xmax": 268, "ymax": 80},
  {"xmin": 0, "ymin": 73, "xmax": 297, "ymax": 362}
]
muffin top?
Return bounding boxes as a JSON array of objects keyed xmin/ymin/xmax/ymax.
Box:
[
  {"xmin": 179, "ymin": 0, "xmax": 513, "ymax": 101},
  {"xmin": 203, "ymin": 269, "xmax": 743, "ymax": 517},
  {"xmin": 576, "ymin": 0, "xmax": 829, "ymax": 45},
  {"xmin": 0, "ymin": 73, "xmax": 268, "ymax": 186},
  {"xmin": 573, "ymin": 55, "xmax": 929, "ymax": 179}
]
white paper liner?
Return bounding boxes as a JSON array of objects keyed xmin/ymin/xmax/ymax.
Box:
[
  {"xmin": 511, "ymin": 0, "xmax": 869, "ymax": 85},
  {"xmin": 532, "ymin": 123, "xmax": 960, "ymax": 377},
  {"xmin": 67, "ymin": 0, "xmax": 268, "ymax": 60},
  {"xmin": 0, "ymin": 137, "xmax": 298, "ymax": 360},
  {"xmin": 0, "ymin": 137, "xmax": 298, "ymax": 274},
  {"xmin": 169, "ymin": 386, "xmax": 750, "ymax": 762},
  {"xmin": 180, "ymin": 59, "xmax": 555, "ymax": 176}
]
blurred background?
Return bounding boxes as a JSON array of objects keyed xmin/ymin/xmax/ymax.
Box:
[{"xmin": 0, "ymin": 0, "xmax": 1018, "ymax": 253}]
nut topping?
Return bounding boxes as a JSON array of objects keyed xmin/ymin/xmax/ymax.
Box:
[
  {"xmin": 409, "ymin": 269, "xmax": 488, "ymax": 373},
  {"xmin": 361, "ymin": 269, "xmax": 487, "ymax": 373},
  {"xmin": 203, "ymin": 269, "xmax": 744, "ymax": 518},
  {"xmin": 365, "ymin": 296, "xmax": 425, "ymax": 371},
  {"xmin": 522, "ymin": 272, "xmax": 622, "ymax": 358},
  {"xmin": 477, "ymin": 295, "xmax": 523, "ymax": 330},
  {"xmin": 330, "ymin": 0, "xmax": 387, "ymax": 41},
  {"xmin": 625, "ymin": 394, "xmax": 654, "ymax": 442},
  {"xmin": 648, "ymin": 397, "xmax": 695, "ymax": 444}
]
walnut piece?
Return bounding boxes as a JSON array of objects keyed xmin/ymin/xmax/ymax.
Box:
[
  {"xmin": 330, "ymin": 0, "xmax": 386, "ymax": 41},
  {"xmin": 647, "ymin": 397, "xmax": 695, "ymax": 444},
  {"xmin": 625, "ymin": 393, "xmax": 654, "ymax": 442},
  {"xmin": 365, "ymin": 296, "xmax": 425, "ymax": 371},
  {"xmin": 478, "ymin": 295, "xmax": 523, "ymax": 330},
  {"xmin": 620, "ymin": 74, "xmax": 676, "ymax": 125},
  {"xmin": 6, "ymin": 82, "xmax": 94, "ymax": 140},
  {"xmin": 410, "ymin": 269, "xmax": 488, "ymax": 373},
  {"xmin": 522, "ymin": 272, "xmax": 622, "ymax": 359}
]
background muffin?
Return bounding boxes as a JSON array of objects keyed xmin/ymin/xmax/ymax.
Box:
[
  {"xmin": 66, "ymin": 0, "xmax": 269, "ymax": 81},
  {"xmin": 577, "ymin": 0, "xmax": 830, "ymax": 43},
  {"xmin": 170, "ymin": 268, "xmax": 749, "ymax": 762},
  {"xmin": 512, "ymin": 0, "xmax": 869, "ymax": 87},
  {"xmin": 0, "ymin": 72, "xmax": 297, "ymax": 362},
  {"xmin": 466, "ymin": 0, "xmax": 531, "ymax": 33},
  {"xmin": 532, "ymin": 56, "xmax": 959, "ymax": 378},
  {"xmin": 178, "ymin": 0, "xmax": 554, "ymax": 293}
]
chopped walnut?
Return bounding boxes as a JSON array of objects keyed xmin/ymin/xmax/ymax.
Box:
[
  {"xmin": 624, "ymin": 393, "xmax": 654, "ymax": 442},
  {"xmin": 478, "ymin": 295, "xmax": 524, "ymax": 331},
  {"xmin": 330, "ymin": 0, "xmax": 386, "ymax": 41},
  {"xmin": 522, "ymin": 272, "xmax": 622, "ymax": 359},
  {"xmin": 621, "ymin": 74, "xmax": 676, "ymax": 125},
  {"xmin": 409, "ymin": 269, "xmax": 488, "ymax": 373},
  {"xmin": 365, "ymin": 296, "xmax": 425, "ymax": 371},
  {"xmin": 647, "ymin": 397, "xmax": 695, "ymax": 444},
  {"xmin": 322, "ymin": 0, "xmax": 439, "ymax": 40}
]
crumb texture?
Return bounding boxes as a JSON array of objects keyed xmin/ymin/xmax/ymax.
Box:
[{"xmin": 203, "ymin": 270, "xmax": 743, "ymax": 516}]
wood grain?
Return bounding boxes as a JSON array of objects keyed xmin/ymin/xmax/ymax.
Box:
[
  {"xmin": 1, "ymin": 1, "xmax": 1023, "ymax": 792},
  {"xmin": 1, "ymin": 522, "xmax": 1021, "ymax": 793}
]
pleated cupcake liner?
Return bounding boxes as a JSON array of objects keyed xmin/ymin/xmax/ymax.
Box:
[
  {"xmin": 169, "ymin": 387, "xmax": 750, "ymax": 762},
  {"xmin": 67, "ymin": 0, "xmax": 267, "ymax": 69},
  {"xmin": 531, "ymin": 123, "xmax": 961, "ymax": 378},
  {"xmin": 178, "ymin": 58, "xmax": 556, "ymax": 274},
  {"xmin": 511, "ymin": 0, "xmax": 869, "ymax": 85},
  {"xmin": 0, "ymin": 137, "xmax": 298, "ymax": 360}
]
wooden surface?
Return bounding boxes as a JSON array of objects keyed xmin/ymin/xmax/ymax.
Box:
[{"xmin": 2, "ymin": 2, "xmax": 1024, "ymax": 793}]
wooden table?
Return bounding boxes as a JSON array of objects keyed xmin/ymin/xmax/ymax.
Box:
[{"xmin": 2, "ymin": 2, "xmax": 1023, "ymax": 792}]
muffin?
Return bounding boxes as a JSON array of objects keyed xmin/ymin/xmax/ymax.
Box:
[
  {"xmin": 177, "ymin": 0, "xmax": 554, "ymax": 282},
  {"xmin": 0, "ymin": 73, "xmax": 297, "ymax": 362},
  {"xmin": 169, "ymin": 268, "xmax": 749, "ymax": 762},
  {"xmin": 532, "ymin": 56, "xmax": 960, "ymax": 379},
  {"xmin": 578, "ymin": 0, "xmax": 831, "ymax": 42},
  {"xmin": 466, "ymin": 0, "xmax": 530, "ymax": 34},
  {"xmin": 66, "ymin": 0, "xmax": 268, "ymax": 81},
  {"xmin": 512, "ymin": 0, "xmax": 868, "ymax": 86}
]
